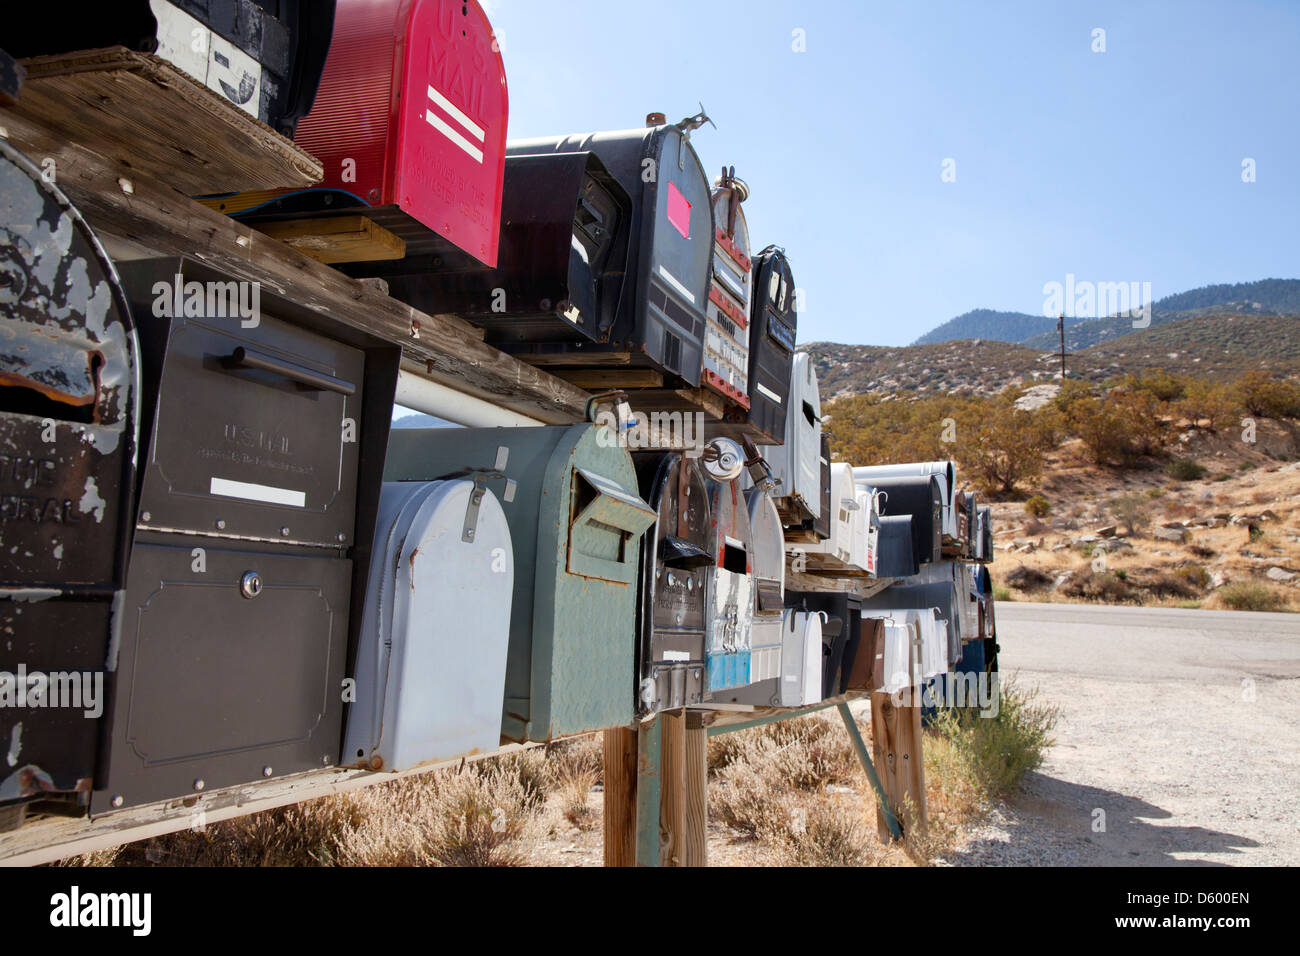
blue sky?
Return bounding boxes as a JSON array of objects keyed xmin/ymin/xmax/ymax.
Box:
[{"xmin": 483, "ymin": 0, "xmax": 1299, "ymax": 347}]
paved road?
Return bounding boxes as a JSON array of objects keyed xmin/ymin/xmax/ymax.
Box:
[{"xmin": 948, "ymin": 602, "xmax": 1300, "ymax": 866}]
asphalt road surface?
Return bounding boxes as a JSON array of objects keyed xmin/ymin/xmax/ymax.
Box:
[{"xmin": 947, "ymin": 602, "xmax": 1300, "ymax": 866}]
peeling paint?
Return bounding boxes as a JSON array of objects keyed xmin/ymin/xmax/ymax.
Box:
[
  {"xmin": 6, "ymin": 722, "xmax": 20, "ymax": 767},
  {"xmin": 79, "ymin": 475, "xmax": 106, "ymax": 522}
]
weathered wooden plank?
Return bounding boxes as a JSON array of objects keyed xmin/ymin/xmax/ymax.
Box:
[
  {"xmin": 602, "ymin": 727, "xmax": 638, "ymax": 867},
  {"xmin": 11, "ymin": 47, "xmax": 321, "ymax": 193},
  {"xmin": 554, "ymin": 368, "xmax": 664, "ymax": 390},
  {"xmin": 255, "ymin": 214, "xmax": 406, "ymax": 264},
  {"xmin": 0, "ymin": 110, "xmax": 590, "ymax": 424},
  {"xmin": 683, "ymin": 711, "xmax": 709, "ymax": 867},
  {"xmin": 658, "ymin": 709, "xmax": 686, "ymax": 866},
  {"xmin": 870, "ymin": 691, "xmax": 926, "ymax": 840}
]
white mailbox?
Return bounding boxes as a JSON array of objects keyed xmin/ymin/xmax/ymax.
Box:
[
  {"xmin": 779, "ymin": 609, "xmax": 825, "ymax": 706},
  {"xmin": 769, "ymin": 352, "xmax": 822, "ymax": 524},
  {"xmin": 344, "ymin": 480, "xmax": 513, "ymax": 772}
]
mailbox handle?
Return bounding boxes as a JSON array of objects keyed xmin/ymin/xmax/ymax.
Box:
[{"xmin": 223, "ymin": 347, "xmax": 356, "ymax": 396}]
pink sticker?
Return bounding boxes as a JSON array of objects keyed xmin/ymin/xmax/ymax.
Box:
[{"xmin": 666, "ymin": 180, "xmax": 691, "ymax": 239}]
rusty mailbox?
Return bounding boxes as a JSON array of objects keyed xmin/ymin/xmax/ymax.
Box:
[
  {"xmin": 384, "ymin": 423, "xmax": 656, "ymax": 742},
  {"xmin": 701, "ymin": 440, "xmax": 756, "ymax": 695},
  {"xmin": 633, "ymin": 451, "xmax": 711, "ymax": 713},
  {"xmin": 92, "ymin": 257, "xmax": 400, "ymax": 814},
  {"xmin": 0, "ymin": 141, "xmax": 138, "ymax": 821}
]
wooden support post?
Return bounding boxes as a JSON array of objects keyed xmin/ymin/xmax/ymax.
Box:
[
  {"xmin": 870, "ymin": 691, "xmax": 927, "ymax": 841},
  {"xmin": 836, "ymin": 701, "xmax": 901, "ymax": 841},
  {"xmin": 683, "ymin": 711, "xmax": 709, "ymax": 867},
  {"xmin": 602, "ymin": 727, "xmax": 638, "ymax": 867},
  {"xmin": 634, "ymin": 717, "xmax": 662, "ymax": 867},
  {"xmin": 658, "ymin": 709, "xmax": 686, "ymax": 866}
]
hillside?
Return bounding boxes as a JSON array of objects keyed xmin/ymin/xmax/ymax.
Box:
[
  {"xmin": 911, "ymin": 279, "xmax": 1300, "ymax": 350},
  {"xmin": 911, "ymin": 308, "xmax": 1082, "ymax": 346},
  {"xmin": 807, "ymin": 313, "xmax": 1300, "ymax": 399}
]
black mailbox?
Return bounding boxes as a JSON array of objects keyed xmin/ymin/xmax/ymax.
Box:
[
  {"xmin": 746, "ymin": 246, "xmax": 797, "ymax": 442},
  {"xmin": 873, "ymin": 475, "xmax": 943, "ymax": 566},
  {"xmin": 876, "ymin": 514, "xmax": 920, "ymax": 578},
  {"xmin": 91, "ymin": 258, "xmax": 399, "ymax": 813},
  {"xmin": 634, "ymin": 451, "xmax": 712, "ymax": 713},
  {"xmin": 381, "ymin": 152, "xmax": 632, "ymax": 349},
  {"xmin": 504, "ymin": 123, "xmax": 715, "ymax": 387},
  {"xmin": 0, "ymin": 141, "xmax": 137, "ymax": 822}
]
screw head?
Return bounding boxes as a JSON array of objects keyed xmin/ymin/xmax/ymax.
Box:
[
  {"xmin": 465, "ymin": 527, "xmax": 475, "ymax": 539},
  {"xmin": 141, "ymin": 511, "xmax": 151, "ymax": 523},
  {"xmin": 111, "ymin": 794, "xmax": 124, "ymax": 808},
  {"xmin": 193, "ymin": 779, "xmax": 205, "ymax": 791},
  {"xmin": 280, "ymin": 526, "xmax": 290, "ymax": 536},
  {"xmin": 215, "ymin": 519, "xmax": 226, "ymax": 530},
  {"xmin": 337, "ymin": 532, "xmax": 346, "ymax": 542},
  {"xmin": 321, "ymin": 755, "xmax": 331, "ymax": 766},
  {"xmin": 262, "ymin": 766, "xmax": 273, "ymax": 777}
]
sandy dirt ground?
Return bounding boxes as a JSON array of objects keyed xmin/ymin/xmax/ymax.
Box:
[{"xmin": 945, "ymin": 601, "xmax": 1300, "ymax": 866}]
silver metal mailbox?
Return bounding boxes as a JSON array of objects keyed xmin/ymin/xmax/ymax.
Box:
[
  {"xmin": 633, "ymin": 451, "xmax": 711, "ymax": 713},
  {"xmin": 704, "ymin": 464, "xmax": 755, "ymax": 694},
  {"xmin": 770, "ymin": 351, "xmax": 822, "ymax": 526},
  {"xmin": 344, "ymin": 479, "xmax": 513, "ymax": 772}
]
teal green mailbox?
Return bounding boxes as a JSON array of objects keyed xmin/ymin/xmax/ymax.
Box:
[{"xmin": 384, "ymin": 425, "xmax": 656, "ymax": 742}]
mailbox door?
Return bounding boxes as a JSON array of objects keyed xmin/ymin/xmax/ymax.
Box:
[
  {"xmin": 0, "ymin": 141, "xmax": 137, "ymax": 808},
  {"xmin": 346, "ymin": 480, "xmax": 512, "ymax": 772},
  {"xmin": 129, "ymin": 291, "xmax": 366, "ymax": 549},
  {"xmin": 96, "ymin": 541, "xmax": 351, "ymax": 811},
  {"xmin": 771, "ymin": 352, "xmax": 822, "ymax": 522}
]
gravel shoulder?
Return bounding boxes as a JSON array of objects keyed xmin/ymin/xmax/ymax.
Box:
[{"xmin": 943, "ymin": 602, "xmax": 1300, "ymax": 866}]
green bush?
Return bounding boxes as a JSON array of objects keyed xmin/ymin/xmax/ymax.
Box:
[
  {"xmin": 1024, "ymin": 494, "xmax": 1051, "ymax": 518},
  {"xmin": 1217, "ymin": 581, "xmax": 1288, "ymax": 612},
  {"xmin": 931, "ymin": 676, "xmax": 1059, "ymax": 797},
  {"xmin": 1165, "ymin": 459, "xmax": 1208, "ymax": 481}
]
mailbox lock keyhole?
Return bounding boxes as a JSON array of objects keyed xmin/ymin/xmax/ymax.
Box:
[{"xmin": 240, "ymin": 571, "xmax": 263, "ymax": 599}]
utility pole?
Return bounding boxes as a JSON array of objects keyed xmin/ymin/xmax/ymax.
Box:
[{"xmin": 1058, "ymin": 313, "xmax": 1066, "ymax": 380}]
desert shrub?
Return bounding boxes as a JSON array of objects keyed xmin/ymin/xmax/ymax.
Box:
[
  {"xmin": 768, "ymin": 799, "xmax": 875, "ymax": 867},
  {"xmin": 1059, "ymin": 568, "xmax": 1138, "ymax": 603},
  {"xmin": 993, "ymin": 586, "xmax": 1012, "ymax": 602},
  {"xmin": 1176, "ymin": 565, "xmax": 1211, "ymax": 588},
  {"xmin": 1236, "ymin": 371, "xmax": 1300, "ymax": 419},
  {"xmin": 1239, "ymin": 461, "xmax": 1256, "ymax": 471},
  {"xmin": 1003, "ymin": 565, "xmax": 1053, "ymax": 591},
  {"xmin": 1139, "ymin": 571, "xmax": 1200, "ymax": 599},
  {"xmin": 544, "ymin": 737, "xmax": 602, "ymax": 830},
  {"xmin": 1109, "ymin": 493, "xmax": 1152, "ymax": 535},
  {"xmin": 1166, "ymin": 459, "xmax": 1208, "ymax": 481},
  {"xmin": 1216, "ymin": 581, "xmax": 1289, "ymax": 612},
  {"xmin": 1145, "ymin": 487, "xmax": 1166, "ymax": 498},
  {"xmin": 930, "ymin": 676, "xmax": 1058, "ymax": 797},
  {"xmin": 1024, "ymin": 494, "xmax": 1051, "ymax": 518}
]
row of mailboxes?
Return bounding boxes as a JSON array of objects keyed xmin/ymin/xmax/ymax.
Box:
[
  {"xmin": 90, "ymin": 257, "xmax": 400, "ymax": 813},
  {"xmin": 0, "ymin": 141, "xmax": 138, "ymax": 816},
  {"xmin": 6, "ymin": 0, "xmax": 337, "ymax": 137},
  {"xmin": 209, "ymin": 0, "xmax": 509, "ymax": 272}
]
